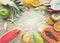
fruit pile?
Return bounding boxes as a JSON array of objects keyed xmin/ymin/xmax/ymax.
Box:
[
  {"xmin": 1, "ymin": 27, "xmax": 60, "ymax": 43},
  {"xmin": 0, "ymin": 0, "xmax": 60, "ymax": 43},
  {"xmin": 46, "ymin": 14, "xmax": 60, "ymax": 31},
  {"xmin": 23, "ymin": 0, "xmax": 40, "ymax": 7}
]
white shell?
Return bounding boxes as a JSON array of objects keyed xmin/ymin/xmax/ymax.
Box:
[
  {"xmin": 3, "ymin": 21, "xmax": 8, "ymax": 31},
  {"xmin": 38, "ymin": 27, "xmax": 43, "ymax": 32}
]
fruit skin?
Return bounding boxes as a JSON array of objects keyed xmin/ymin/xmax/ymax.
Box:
[
  {"xmin": 0, "ymin": 28, "xmax": 20, "ymax": 43},
  {"xmin": 32, "ymin": 0, "xmax": 40, "ymax": 7},
  {"xmin": 48, "ymin": 0, "xmax": 60, "ymax": 12},
  {"xmin": 23, "ymin": 0, "xmax": 32, "ymax": 7},
  {"xmin": 41, "ymin": 0, "xmax": 60, "ymax": 12},
  {"xmin": 57, "ymin": 41, "xmax": 60, "ymax": 43},
  {"xmin": 41, "ymin": 27, "xmax": 60, "ymax": 43},
  {"xmin": 33, "ymin": 32, "xmax": 44, "ymax": 43},
  {"xmin": 0, "ymin": 8, "xmax": 9, "ymax": 19},
  {"xmin": 54, "ymin": 22, "xmax": 60, "ymax": 31},
  {"xmin": 22, "ymin": 33, "xmax": 31, "ymax": 43},
  {"xmin": 46, "ymin": 17, "xmax": 54, "ymax": 25}
]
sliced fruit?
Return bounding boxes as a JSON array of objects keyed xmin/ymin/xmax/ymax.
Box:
[
  {"xmin": 23, "ymin": 0, "xmax": 32, "ymax": 7},
  {"xmin": 54, "ymin": 22, "xmax": 60, "ymax": 31},
  {"xmin": 51, "ymin": 14, "xmax": 60, "ymax": 21},
  {"xmin": 22, "ymin": 33, "xmax": 31, "ymax": 43},
  {"xmin": 0, "ymin": 28, "xmax": 20, "ymax": 43},
  {"xmin": 46, "ymin": 17, "xmax": 54, "ymax": 25},
  {"xmin": 32, "ymin": 0, "xmax": 40, "ymax": 7},
  {"xmin": 33, "ymin": 32, "xmax": 44, "ymax": 43},
  {"xmin": 57, "ymin": 41, "xmax": 60, "ymax": 43},
  {"xmin": 48, "ymin": 0, "xmax": 60, "ymax": 12},
  {"xmin": 41, "ymin": 27, "xmax": 60, "ymax": 43}
]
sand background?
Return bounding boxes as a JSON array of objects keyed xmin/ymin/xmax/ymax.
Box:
[{"xmin": 0, "ymin": 0, "xmax": 51, "ymax": 43}]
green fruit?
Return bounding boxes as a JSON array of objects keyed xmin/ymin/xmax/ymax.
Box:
[
  {"xmin": 33, "ymin": 32, "xmax": 44, "ymax": 43},
  {"xmin": 0, "ymin": 8, "xmax": 9, "ymax": 19},
  {"xmin": 51, "ymin": 14, "xmax": 60, "ymax": 21}
]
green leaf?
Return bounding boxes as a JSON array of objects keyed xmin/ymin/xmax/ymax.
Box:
[{"xmin": 40, "ymin": 5, "xmax": 47, "ymax": 9}]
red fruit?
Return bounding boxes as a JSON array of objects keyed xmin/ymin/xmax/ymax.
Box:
[{"xmin": 0, "ymin": 28, "xmax": 20, "ymax": 43}]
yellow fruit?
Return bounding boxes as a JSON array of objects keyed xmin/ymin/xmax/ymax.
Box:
[
  {"xmin": 54, "ymin": 22, "xmax": 60, "ymax": 31},
  {"xmin": 22, "ymin": 33, "xmax": 31, "ymax": 43},
  {"xmin": 51, "ymin": 14, "xmax": 60, "ymax": 21},
  {"xmin": 23, "ymin": 0, "xmax": 32, "ymax": 7},
  {"xmin": 32, "ymin": 0, "xmax": 40, "ymax": 7},
  {"xmin": 46, "ymin": 17, "xmax": 54, "ymax": 25}
]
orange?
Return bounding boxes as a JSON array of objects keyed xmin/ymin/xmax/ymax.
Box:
[
  {"xmin": 46, "ymin": 17, "xmax": 54, "ymax": 25},
  {"xmin": 54, "ymin": 22, "xmax": 60, "ymax": 31},
  {"xmin": 32, "ymin": 0, "xmax": 40, "ymax": 7}
]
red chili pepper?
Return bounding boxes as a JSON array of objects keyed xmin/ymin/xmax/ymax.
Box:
[
  {"xmin": 41, "ymin": 27, "xmax": 60, "ymax": 43},
  {"xmin": 0, "ymin": 28, "xmax": 20, "ymax": 43}
]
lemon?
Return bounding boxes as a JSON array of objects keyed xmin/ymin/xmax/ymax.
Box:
[{"xmin": 23, "ymin": 0, "xmax": 32, "ymax": 7}]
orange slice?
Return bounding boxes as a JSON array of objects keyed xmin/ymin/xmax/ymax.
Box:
[
  {"xmin": 46, "ymin": 17, "xmax": 54, "ymax": 25},
  {"xmin": 32, "ymin": 0, "xmax": 40, "ymax": 7},
  {"xmin": 54, "ymin": 22, "xmax": 60, "ymax": 31}
]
